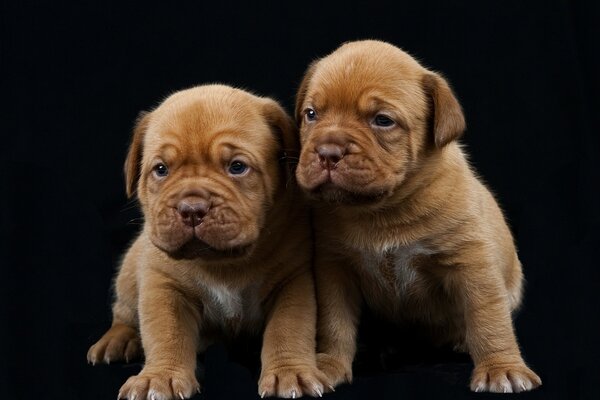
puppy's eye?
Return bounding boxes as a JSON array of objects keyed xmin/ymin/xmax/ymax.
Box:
[
  {"xmin": 153, "ymin": 163, "xmax": 169, "ymax": 178},
  {"xmin": 305, "ymin": 108, "xmax": 317, "ymax": 122},
  {"xmin": 228, "ymin": 161, "xmax": 249, "ymax": 176},
  {"xmin": 373, "ymin": 114, "xmax": 395, "ymax": 128}
]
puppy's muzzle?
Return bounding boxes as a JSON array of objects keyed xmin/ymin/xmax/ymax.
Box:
[
  {"xmin": 316, "ymin": 143, "xmax": 345, "ymax": 170},
  {"xmin": 177, "ymin": 197, "xmax": 211, "ymax": 227}
]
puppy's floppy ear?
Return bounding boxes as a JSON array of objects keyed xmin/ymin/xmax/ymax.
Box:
[
  {"xmin": 124, "ymin": 111, "xmax": 150, "ymax": 198},
  {"xmin": 261, "ymin": 99, "xmax": 299, "ymax": 183},
  {"xmin": 422, "ymin": 73, "xmax": 466, "ymax": 148},
  {"xmin": 295, "ymin": 61, "xmax": 318, "ymax": 123}
]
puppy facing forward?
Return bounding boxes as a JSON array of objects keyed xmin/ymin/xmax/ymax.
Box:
[
  {"xmin": 295, "ymin": 40, "xmax": 541, "ymax": 393},
  {"xmin": 87, "ymin": 85, "xmax": 327, "ymax": 399}
]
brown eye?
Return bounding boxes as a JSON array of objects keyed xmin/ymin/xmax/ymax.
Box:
[
  {"xmin": 373, "ymin": 114, "xmax": 395, "ymax": 127},
  {"xmin": 305, "ymin": 108, "xmax": 317, "ymax": 122},
  {"xmin": 228, "ymin": 160, "xmax": 248, "ymax": 175},
  {"xmin": 153, "ymin": 163, "xmax": 169, "ymax": 178}
]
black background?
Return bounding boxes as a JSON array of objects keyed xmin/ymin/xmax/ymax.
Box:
[{"xmin": 2, "ymin": 1, "xmax": 599, "ymax": 399}]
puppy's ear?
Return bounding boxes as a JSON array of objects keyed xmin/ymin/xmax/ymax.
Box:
[
  {"xmin": 261, "ymin": 99, "xmax": 299, "ymax": 183},
  {"xmin": 295, "ymin": 61, "xmax": 318, "ymax": 123},
  {"xmin": 422, "ymin": 73, "xmax": 466, "ymax": 147},
  {"xmin": 124, "ymin": 111, "xmax": 150, "ymax": 198}
]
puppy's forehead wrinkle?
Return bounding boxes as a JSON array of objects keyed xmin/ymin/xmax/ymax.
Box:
[
  {"xmin": 154, "ymin": 142, "xmax": 181, "ymax": 161},
  {"xmin": 309, "ymin": 76, "xmax": 424, "ymax": 131},
  {"xmin": 218, "ymin": 137, "xmax": 271, "ymax": 164},
  {"xmin": 154, "ymin": 90, "xmax": 268, "ymax": 142},
  {"xmin": 147, "ymin": 126, "xmax": 274, "ymax": 173},
  {"xmin": 308, "ymin": 44, "xmax": 429, "ymax": 123}
]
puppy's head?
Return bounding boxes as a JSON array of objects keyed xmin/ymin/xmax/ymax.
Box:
[
  {"xmin": 125, "ymin": 85, "xmax": 297, "ymax": 260},
  {"xmin": 295, "ymin": 40, "xmax": 465, "ymax": 206}
]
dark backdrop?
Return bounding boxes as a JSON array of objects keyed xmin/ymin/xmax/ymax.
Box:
[{"xmin": 1, "ymin": 1, "xmax": 598, "ymax": 399}]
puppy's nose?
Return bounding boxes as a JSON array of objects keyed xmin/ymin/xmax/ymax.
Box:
[
  {"xmin": 316, "ymin": 143, "xmax": 345, "ymax": 169},
  {"xmin": 177, "ymin": 199, "xmax": 210, "ymax": 227}
]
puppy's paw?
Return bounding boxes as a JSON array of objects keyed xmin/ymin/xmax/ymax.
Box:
[
  {"xmin": 470, "ymin": 362, "xmax": 542, "ymax": 393},
  {"xmin": 258, "ymin": 364, "xmax": 328, "ymax": 398},
  {"xmin": 118, "ymin": 367, "xmax": 200, "ymax": 400},
  {"xmin": 87, "ymin": 324, "xmax": 142, "ymax": 365},
  {"xmin": 316, "ymin": 353, "xmax": 352, "ymax": 391}
]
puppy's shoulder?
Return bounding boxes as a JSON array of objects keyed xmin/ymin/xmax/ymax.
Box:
[{"xmin": 120, "ymin": 229, "xmax": 184, "ymax": 281}]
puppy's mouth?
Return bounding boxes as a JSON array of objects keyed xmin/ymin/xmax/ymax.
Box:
[
  {"xmin": 167, "ymin": 237, "xmax": 253, "ymax": 261},
  {"xmin": 298, "ymin": 153, "xmax": 392, "ymax": 205},
  {"xmin": 150, "ymin": 203, "xmax": 260, "ymax": 261},
  {"xmin": 308, "ymin": 181, "xmax": 389, "ymax": 205}
]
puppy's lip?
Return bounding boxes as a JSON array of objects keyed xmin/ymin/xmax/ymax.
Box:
[
  {"xmin": 167, "ymin": 237, "xmax": 254, "ymax": 261},
  {"xmin": 308, "ymin": 181, "xmax": 389, "ymax": 205},
  {"xmin": 298, "ymin": 168, "xmax": 331, "ymax": 192}
]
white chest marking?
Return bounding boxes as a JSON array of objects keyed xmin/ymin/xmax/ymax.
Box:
[
  {"xmin": 361, "ymin": 242, "xmax": 435, "ymax": 293},
  {"xmin": 394, "ymin": 243, "xmax": 434, "ymax": 284},
  {"xmin": 201, "ymin": 281, "xmax": 263, "ymax": 330},
  {"xmin": 207, "ymin": 284, "xmax": 243, "ymax": 320}
]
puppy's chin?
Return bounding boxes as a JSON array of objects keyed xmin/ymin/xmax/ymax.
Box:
[
  {"xmin": 169, "ymin": 239, "xmax": 254, "ymax": 261},
  {"xmin": 307, "ymin": 182, "xmax": 390, "ymax": 206},
  {"xmin": 152, "ymin": 236, "xmax": 254, "ymax": 262}
]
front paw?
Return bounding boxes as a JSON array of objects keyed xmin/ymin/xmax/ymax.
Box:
[
  {"xmin": 316, "ymin": 353, "xmax": 352, "ymax": 391},
  {"xmin": 470, "ymin": 361, "xmax": 542, "ymax": 393},
  {"xmin": 87, "ymin": 324, "xmax": 142, "ymax": 365},
  {"xmin": 258, "ymin": 363, "xmax": 329, "ymax": 398},
  {"xmin": 118, "ymin": 367, "xmax": 200, "ymax": 400}
]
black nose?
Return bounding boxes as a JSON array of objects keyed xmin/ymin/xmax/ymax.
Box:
[
  {"xmin": 316, "ymin": 143, "xmax": 345, "ymax": 169},
  {"xmin": 177, "ymin": 199, "xmax": 210, "ymax": 227}
]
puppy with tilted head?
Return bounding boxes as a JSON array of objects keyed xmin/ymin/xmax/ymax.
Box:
[
  {"xmin": 87, "ymin": 85, "xmax": 328, "ymax": 399},
  {"xmin": 295, "ymin": 40, "xmax": 541, "ymax": 393}
]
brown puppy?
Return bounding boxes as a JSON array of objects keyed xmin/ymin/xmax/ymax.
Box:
[
  {"xmin": 295, "ymin": 40, "xmax": 542, "ymax": 393},
  {"xmin": 87, "ymin": 85, "xmax": 327, "ymax": 399}
]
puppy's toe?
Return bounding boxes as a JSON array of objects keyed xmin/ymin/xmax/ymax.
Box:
[
  {"xmin": 119, "ymin": 367, "xmax": 199, "ymax": 400},
  {"xmin": 316, "ymin": 353, "xmax": 352, "ymax": 391},
  {"xmin": 470, "ymin": 362, "xmax": 541, "ymax": 393},
  {"xmin": 87, "ymin": 324, "xmax": 141, "ymax": 365},
  {"xmin": 123, "ymin": 337, "xmax": 143, "ymax": 363},
  {"xmin": 119, "ymin": 374, "xmax": 150, "ymax": 400},
  {"xmin": 259, "ymin": 364, "xmax": 327, "ymax": 398}
]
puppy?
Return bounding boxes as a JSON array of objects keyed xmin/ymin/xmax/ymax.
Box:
[
  {"xmin": 87, "ymin": 85, "xmax": 327, "ymax": 399},
  {"xmin": 295, "ymin": 40, "xmax": 542, "ymax": 393}
]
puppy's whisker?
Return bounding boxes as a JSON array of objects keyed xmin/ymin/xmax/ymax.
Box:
[{"xmin": 120, "ymin": 200, "xmax": 140, "ymax": 212}]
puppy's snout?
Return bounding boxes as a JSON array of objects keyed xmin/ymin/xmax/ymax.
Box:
[
  {"xmin": 316, "ymin": 143, "xmax": 345, "ymax": 170},
  {"xmin": 177, "ymin": 198, "xmax": 211, "ymax": 227}
]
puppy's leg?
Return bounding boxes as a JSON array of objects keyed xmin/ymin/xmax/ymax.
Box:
[
  {"xmin": 314, "ymin": 254, "xmax": 361, "ymax": 391},
  {"xmin": 88, "ymin": 245, "xmax": 142, "ymax": 365},
  {"xmin": 456, "ymin": 262, "xmax": 541, "ymax": 393},
  {"xmin": 118, "ymin": 273, "xmax": 201, "ymax": 400},
  {"xmin": 258, "ymin": 270, "xmax": 328, "ymax": 398}
]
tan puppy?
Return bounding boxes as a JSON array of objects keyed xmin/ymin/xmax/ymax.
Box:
[
  {"xmin": 295, "ymin": 40, "xmax": 542, "ymax": 393},
  {"xmin": 87, "ymin": 85, "xmax": 327, "ymax": 399}
]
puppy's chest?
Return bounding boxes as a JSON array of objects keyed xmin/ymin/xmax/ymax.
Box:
[
  {"xmin": 357, "ymin": 243, "xmax": 435, "ymax": 299},
  {"xmin": 198, "ymin": 281, "xmax": 263, "ymax": 333}
]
